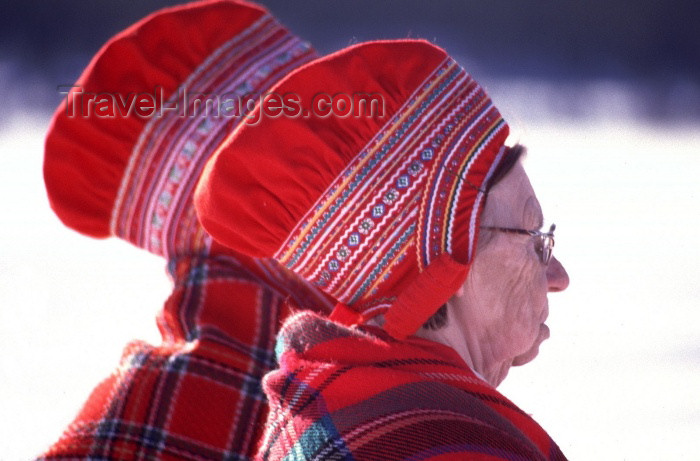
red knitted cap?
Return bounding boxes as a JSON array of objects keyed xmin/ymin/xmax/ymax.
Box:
[
  {"xmin": 44, "ymin": 0, "xmax": 317, "ymax": 258},
  {"xmin": 195, "ymin": 40, "xmax": 509, "ymax": 339}
]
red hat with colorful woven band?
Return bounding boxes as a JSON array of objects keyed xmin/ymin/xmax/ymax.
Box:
[
  {"xmin": 44, "ymin": 0, "xmax": 317, "ymax": 258},
  {"xmin": 195, "ymin": 40, "xmax": 510, "ymax": 339}
]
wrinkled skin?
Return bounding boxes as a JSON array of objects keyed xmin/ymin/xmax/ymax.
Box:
[{"xmin": 416, "ymin": 160, "xmax": 569, "ymax": 387}]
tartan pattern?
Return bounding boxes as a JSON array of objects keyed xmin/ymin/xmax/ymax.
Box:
[
  {"xmin": 40, "ymin": 3, "xmax": 329, "ymax": 459},
  {"xmin": 37, "ymin": 256, "xmax": 333, "ymax": 461},
  {"xmin": 258, "ymin": 312, "xmax": 567, "ymax": 461}
]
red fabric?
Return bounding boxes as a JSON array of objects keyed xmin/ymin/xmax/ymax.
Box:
[
  {"xmin": 45, "ymin": 0, "xmax": 267, "ymax": 239},
  {"xmin": 383, "ymin": 253, "xmax": 468, "ymax": 339},
  {"xmin": 329, "ymin": 302, "xmax": 364, "ymax": 325},
  {"xmin": 39, "ymin": 1, "xmax": 335, "ymax": 458},
  {"xmin": 196, "ymin": 40, "xmax": 446, "ymax": 257},
  {"xmin": 258, "ymin": 312, "xmax": 568, "ymax": 460},
  {"xmin": 37, "ymin": 256, "xmax": 333, "ymax": 460},
  {"xmin": 196, "ymin": 40, "xmax": 509, "ymax": 339}
]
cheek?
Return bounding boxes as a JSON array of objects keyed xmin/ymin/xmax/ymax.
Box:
[
  {"xmin": 511, "ymin": 270, "xmax": 550, "ymax": 358},
  {"xmin": 476, "ymin": 249, "xmax": 547, "ymax": 357},
  {"xmin": 504, "ymin": 285, "xmax": 543, "ymax": 343}
]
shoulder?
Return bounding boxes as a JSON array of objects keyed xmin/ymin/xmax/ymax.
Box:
[{"xmin": 275, "ymin": 310, "xmax": 386, "ymax": 359}]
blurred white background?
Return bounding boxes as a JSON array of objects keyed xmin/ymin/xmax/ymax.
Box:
[
  {"xmin": 1, "ymin": 1, "xmax": 699, "ymax": 459},
  {"xmin": 2, "ymin": 84, "xmax": 699, "ymax": 460}
]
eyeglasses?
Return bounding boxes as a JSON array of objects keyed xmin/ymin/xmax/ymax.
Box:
[{"xmin": 480, "ymin": 223, "xmax": 556, "ymax": 265}]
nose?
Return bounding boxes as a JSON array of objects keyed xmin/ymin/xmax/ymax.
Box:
[{"xmin": 546, "ymin": 256, "xmax": 569, "ymax": 292}]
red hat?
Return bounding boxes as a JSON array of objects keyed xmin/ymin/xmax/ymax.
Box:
[
  {"xmin": 44, "ymin": 0, "xmax": 317, "ymax": 258},
  {"xmin": 195, "ymin": 40, "xmax": 510, "ymax": 339}
]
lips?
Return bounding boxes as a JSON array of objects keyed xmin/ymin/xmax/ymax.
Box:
[{"xmin": 540, "ymin": 322, "xmax": 550, "ymax": 340}]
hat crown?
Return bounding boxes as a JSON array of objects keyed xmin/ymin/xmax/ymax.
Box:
[
  {"xmin": 109, "ymin": 13, "xmax": 315, "ymax": 256},
  {"xmin": 196, "ymin": 40, "xmax": 509, "ymax": 337},
  {"xmin": 44, "ymin": 0, "xmax": 317, "ymax": 259}
]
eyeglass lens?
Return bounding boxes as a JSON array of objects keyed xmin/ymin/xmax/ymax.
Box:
[{"xmin": 536, "ymin": 224, "xmax": 555, "ymax": 265}]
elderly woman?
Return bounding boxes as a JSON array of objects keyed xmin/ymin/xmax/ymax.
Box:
[{"xmin": 196, "ymin": 39, "xmax": 569, "ymax": 460}]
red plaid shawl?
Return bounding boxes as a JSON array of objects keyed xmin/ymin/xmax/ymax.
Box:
[
  {"xmin": 37, "ymin": 3, "xmax": 333, "ymax": 457},
  {"xmin": 37, "ymin": 252, "xmax": 332, "ymax": 460},
  {"xmin": 258, "ymin": 312, "xmax": 567, "ymax": 461}
]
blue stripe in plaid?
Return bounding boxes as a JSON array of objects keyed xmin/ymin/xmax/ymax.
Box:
[
  {"xmin": 291, "ymin": 415, "xmax": 354, "ymax": 461},
  {"xmin": 141, "ymin": 425, "xmax": 167, "ymax": 450},
  {"xmin": 94, "ymin": 418, "xmax": 120, "ymax": 440}
]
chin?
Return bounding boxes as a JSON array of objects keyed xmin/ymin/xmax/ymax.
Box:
[
  {"xmin": 512, "ymin": 347, "xmax": 539, "ymax": 366},
  {"xmin": 512, "ymin": 324, "xmax": 549, "ymax": 366}
]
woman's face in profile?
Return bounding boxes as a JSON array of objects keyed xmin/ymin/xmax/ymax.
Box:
[{"xmin": 450, "ymin": 161, "xmax": 569, "ymax": 374}]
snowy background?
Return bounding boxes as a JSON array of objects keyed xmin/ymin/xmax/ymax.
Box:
[{"xmin": 1, "ymin": 1, "xmax": 699, "ymax": 459}]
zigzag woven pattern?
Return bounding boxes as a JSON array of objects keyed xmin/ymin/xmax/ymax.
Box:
[
  {"xmin": 111, "ymin": 13, "xmax": 316, "ymax": 258},
  {"xmin": 275, "ymin": 58, "xmax": 507, "ymax": 315}
]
